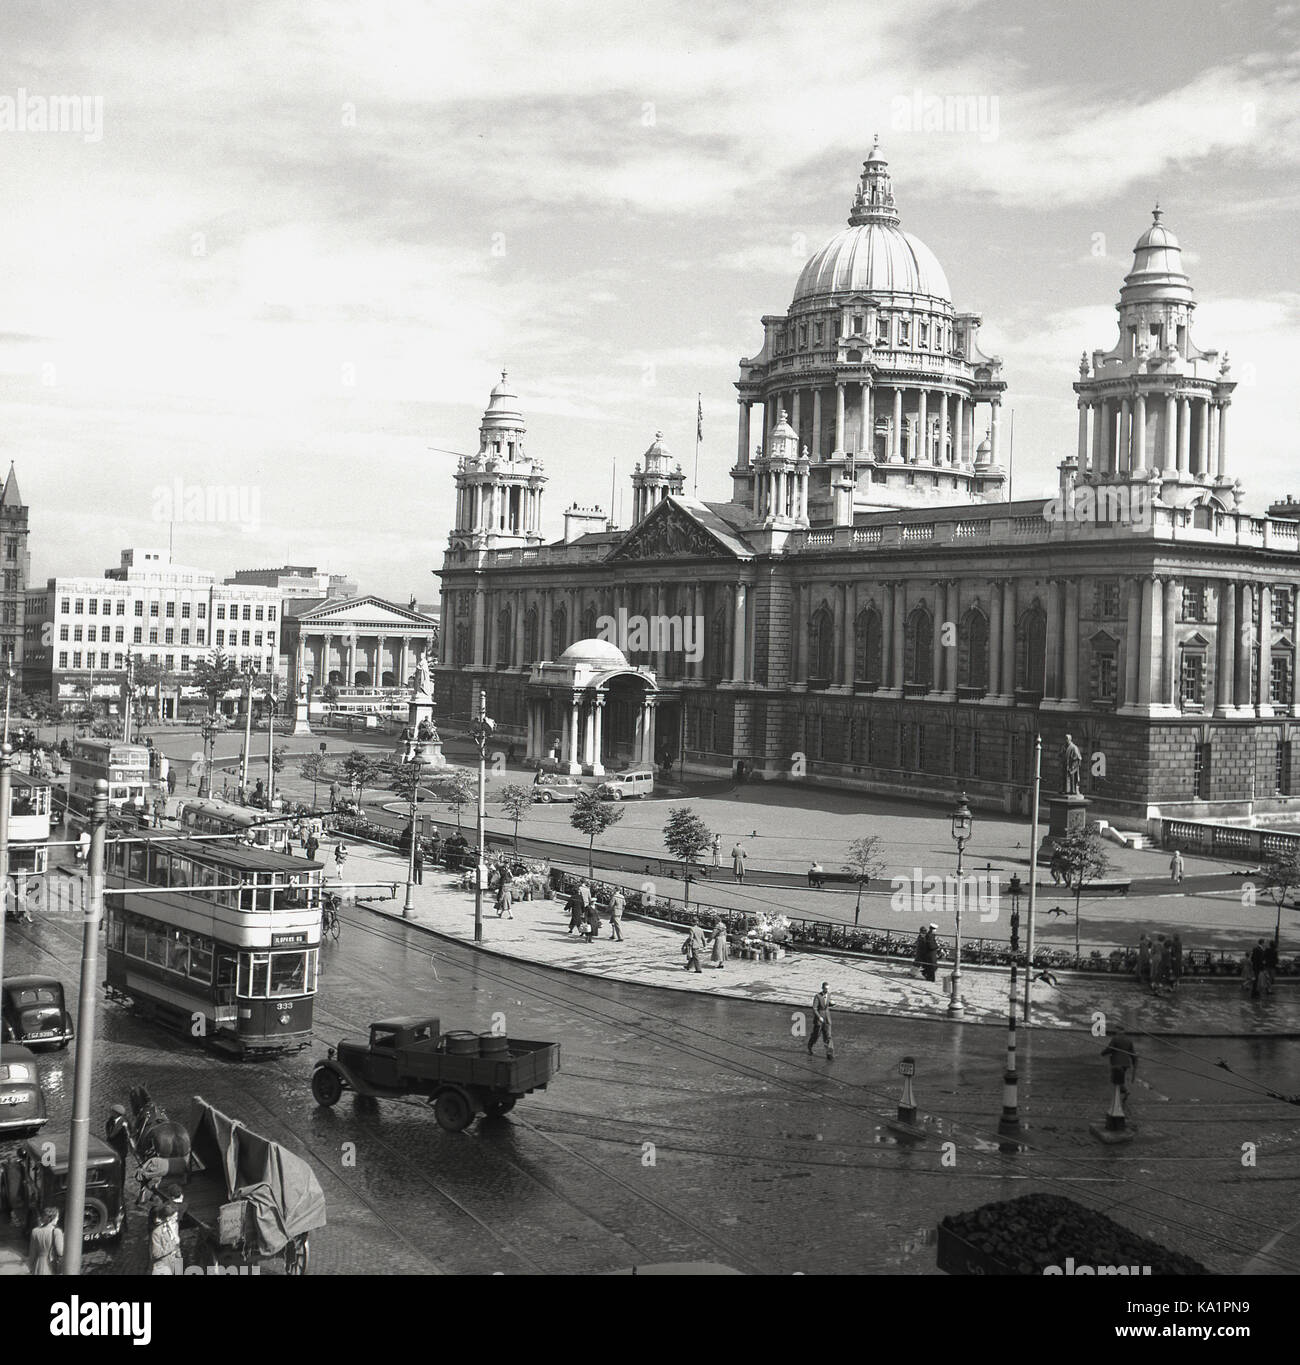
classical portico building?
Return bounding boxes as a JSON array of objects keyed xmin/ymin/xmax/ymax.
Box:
[{"xmin": 436, "ymin": 147, "xmax": 1300, "ymax": 823}]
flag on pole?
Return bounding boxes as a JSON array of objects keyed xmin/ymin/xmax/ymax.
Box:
[{"xmin": 696, "ymin": 396, "xmax": 704, "ymax": 443}]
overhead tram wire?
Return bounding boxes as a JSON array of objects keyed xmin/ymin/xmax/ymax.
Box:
[{"xmin": 333, "ymin": 905, "xmax": 1300, "ymax": 1270}]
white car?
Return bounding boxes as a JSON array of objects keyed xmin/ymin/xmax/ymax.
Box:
[
  {"xmin": 534, "ymin": 775, "xmax": 584, "ymax": 803},
  {"xmin": 596, "ymin": 769, "xmax": 655, "ymax": 800}
]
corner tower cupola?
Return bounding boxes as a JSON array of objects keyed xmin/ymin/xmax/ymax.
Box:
[
  {"xmin": 450, "ymin": 370, "xmax": 548, "ymax": 550},
  {"xmin": 749, "ymin": 409, "xmax": 810, "ymax": 528},
  {"xmin": 630, "ymin": 431, "xmax": 685, "ymax": 523},
  {"xmin": 1073, "ymin": 208, "xmax": 1237, "ymax": 508}
]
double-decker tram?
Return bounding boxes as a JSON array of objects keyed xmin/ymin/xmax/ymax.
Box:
[
  {"xmin": 175, "ymin": 795, "xmax": 295, "ymax": 854},
  {"xmin": 104, "ymin": 832, "xmax": 323, "ymax": 1056},
  {"xmin": 67, "ymin": 739, "xmax": 152, "ymax": 817}
]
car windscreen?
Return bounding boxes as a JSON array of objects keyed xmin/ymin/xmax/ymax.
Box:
[{"xmin": 11, "ymin": 987, "xmax": 60, "ymax": 1007}]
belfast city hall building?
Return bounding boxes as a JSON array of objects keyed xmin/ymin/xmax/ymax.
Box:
[{"xmin": 435, "ymin": 141, "xmax": 1300, "ymax": 822}]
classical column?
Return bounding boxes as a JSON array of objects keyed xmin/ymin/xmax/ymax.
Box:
[
  {"xmin": 891, "ymin": 388, "xmax": 904, "ymax": 462},
  {"xmin": 963, "ymin": 399, "xmax": 975, "ymax": 467},
  {"xmin": 1217, "ymin": 403, "xmax": 1229, "ymax": 479},
  {"xmin": 929, "ymin": 581, "xmax": 944, "ymax": 693},
  {"xmin": 830, "ymin": 581, "xmax": 846, "ymax": 689},
  {"xmin": 1196, "ymin": 401, "xmax": 1210, "ymax": 477},
  {"xmin": 1163, "ymin": 393, "xmax": 1177, "ymax": 473},
  {"xmin": 1236, "ymin": 583, "xmax": 1254, "ymax": 711},
  {"xmin": 1001, "ymin": 580, "xmax": 1017, "ymax": 697},
  {"xmin": 1063, "ymin": 580, "xmax": 1080, "ymax": 705},
  {"xmin": 988, "ymin": 581, "xmax": 1003, "ymax": 698},
  {"xmin": 1258, "ymin": 584, "xmax": 1273, "ymax": 716},
  {"xmin": 737, "ymin": 401, "xmax": 751, "ymax": 468},
  {"xmin": 1162, "ymin": 577, "xmax": 1178, "ymax": 709},
  {"xmin": 989, "ymin": 399, "xmax": 1002, "ymax": 466},
  {"xmin": 833, "ymin": 382, "xmax": 846, "ymax": 454},
  {"xmin": 568, "ymin": 695, "xmax": 582, "ymax": 773},
  {"xmin": 690, "ymin": 585, "xmax": 704, "ymax": 681},
  {"xmin": 811, "ymin": 389, "xmax": 822, "ymax": 460},
  {"xmin": 791, "ymin": 390, "xmax": 802, "ymax": 439},
  {"xmin": 731, "ymin": 582, "xmax": 748, "ymax": 684},
  {"xmin": 1044, "ymin": 579, "xmax": 1062, "ymax": 699},
  {"xmin": 346, "ymin": 636, "xmax": 356, "ymax": 685},
  {"xmin": 1077, "ymin": 401, "xmax": 1089, "ymax": 469},
  {"xmin": 880, "ymin": 581, "xmax": 896, "ymax": 694},
  {"xmin": 1092, "ymin": 400, "xmax": 1105, "ymax": 476},
  {"xmin": 582, "ymin": 699, "xmax": 596, "ymax": 769},
  {"xmin": 1214, "ymin": 580, "xmax": 1235, "ymax": 714},
  {"xmin": 1122, "ymin": 578, "xmax": 1141, "ymax": 708},
  {"xmin": 860, "ymin": 383, "xmax": 872, "ymax": 455},
  {"xmin": 1178, "ymin": 397, "xmax": 1192, "ymax": 475},
  {"xmin": 892, "ymin": 581, "xmax": 907, "ymax": 690},
  {"xmin": 1119, "ymin": 399, "xmax": 1131, "ymax": 474},
  {"xmin": 541, "ymin": 590, "xmax": 553, "ymax": 660},
  {"xmin": 472, "ymin": 592, "xmax": 485, "ymax": 668},
  {"xmin": 323, "ymin": 633, "xmax": 334, "ymax": 683},
  {"xmin": 1137, "ymin": 577, "xmax": 1162, "ymax": 707},
  {"xmin": 949, "ymin": 394, "xmax": 960, "ymax": 465},
  {"xmin": 591, "ymin": 697, "xmax": 606, "ymax": 775},
  {"xmin": 942, "ymin": 578, "xmax": 959, "ymax": 696},
  {"xmin": 652, "ymin": 583, "xmax": 665, "ymax": 678},
  {"xmin": 1133, "ymin": 393, "xmax": 1147, "ymax": 473},
  {"xmin": 917, "ymin": 390, "xmax": 929, "ymax": 465}
]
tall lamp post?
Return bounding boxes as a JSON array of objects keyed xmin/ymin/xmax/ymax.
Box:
[
  {"xmin": 198, "ymin": 716, "xmax": 216, "ymax": 797},
  {"xmin": 402, "ymin": 749, "xmax": 422, "ymax": 919},
  {"xmin": 468, "ymin": 689, "xmax": 495, "ymax": 944},
  {"xmin": 1, "ymin": 651, "xmax": 14, "ymax": 747},
  {"xmin": 948, "ymin": 793, "xmax": 972, "ymax": 1019},
  {"xmin": 998, "ymin": 873, "xmax": 1023, "ymax": 1150},
  {"xmin": 238, "ymin": 664, "xmax": 255, "ymax": 801}
]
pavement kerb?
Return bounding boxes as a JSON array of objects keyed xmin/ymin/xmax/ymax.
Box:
[{"xmin": 339, "ymin": 874, "xmax": 1300, "ymax": 1041}]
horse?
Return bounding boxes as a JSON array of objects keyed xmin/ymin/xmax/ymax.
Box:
[{"xmin": 126, "ymin": 1085, "xmax": 192, "ymax": 1167}]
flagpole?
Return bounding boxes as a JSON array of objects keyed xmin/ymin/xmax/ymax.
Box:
[{"xmin": 693, "ymin": 393, "xmax": 701, "ymax": 495}]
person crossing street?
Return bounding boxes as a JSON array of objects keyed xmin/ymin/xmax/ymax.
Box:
[{"xmin": 808, "ymin": 982, "xmax": 834, "ymax": 1059}]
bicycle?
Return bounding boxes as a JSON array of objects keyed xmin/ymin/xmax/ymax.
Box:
[{"xmin": 322, "ymin": 894, "xmax": 342, "ymax": 942}]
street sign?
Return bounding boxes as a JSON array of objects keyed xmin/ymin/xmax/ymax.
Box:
[{"xmin": 899, "ymin": 1057, "xmax": 915, "ymax": 1077}]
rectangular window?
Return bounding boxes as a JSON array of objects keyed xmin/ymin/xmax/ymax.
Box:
[
  {"xmin": 86, "ymin": 625, "xmax": 97, "ymax": 643},
  {"xmin": 215, "ymin": 629, "xmax": 224, "ymax": 646},
  {"xmin": 180, "ymin": 628, "xmax": 189, "ymax": 644},
  {"xmin": 242, "ymin": 605, "xmax": 251, "ymax": 620},
  {"xmin": 1181, "ymin": 584, "xmax": 1205, "ymax": 622},
  {"xmin": 1272, "ymin": 589, "xmax": 1292, "ymax": 629},
  {"xmin": 73, "ymin": 598, "xmax": 84, "ymax": 614},
  {"xmin": 196, "ymin": 628, "xmax": 206, "ymax": 645},
  {"xmin": 165, "ymin": 600, "xmax": 175, "ymax": 616},
  {"xmin": 1277, "ymin": 741, "xmax": 1293, "ymax": 796},
  {"xmin": 1193, "ymin": 742, "xmax": 1211, "ymax": 799},
  {"xmin": 87, "ymin": 599, "xmax": 97, "ymax": 614},
  {"xmin": 132, "ymin": 627, "xmax": 143, "ymax": 644},
  {"xmin": 1094, "ymin": 582, "xmax": 1121, "ymax": 617},
  {"xmin": 114, "ymin": 626, "xmax": 123, "ymax": 643},
  {"xmin": 72, "ymin": 651, "xmax": 82, "ymax": 668},
  {"xmin": 267, "ymin": 606, "xmax": 276, "ymax": 622},
  {"xmin": 197, "ymin": 602, "xmax": 206, "ymax": 619},
  {"xmin": 1092, "ymin": 651, "xmax": 1118, "ymax": 704},
  {"xmin": 241, "ymin": 630, "xmax": 250, "ymax": 646},
  {"xmin": 60, "ymin": 597, "xmax": 70, "ymax": 613},
  {"xmin": 73, "ymin": 625, "xmax": 83, "ymax": 642},
  {"xmin": 255, "ymin": 605, "xmax": 264, "ymax": 621},
  {"xmin": 1179, "ymin": 653, "xmax": 1204, "ymax": 707},
  {"xmin": 216, "ymin": 604, "xmax": 226, "ymax": 620},
  {"xmin": 59, "ymin": 625, "xmax": 68, "ymax": 641},
  {"xmin": 165, "ymin": 653, "xmax": 175, "ymax": 669},
  {"xmin": 180, "ymin": 655, "xmax": 190, "ymax": 671},
  {"xmin": 164, "ymin": 628, "xmax": 174, "ymax": 644},
  {"xmin": 149, "ymin": 630, "xmax": 158, "ymax": 644},
  {"xmin": 150, "ymin": 602, "xmax": 159, "ymax": 617},
  {"xmin": 254, "ymin": 631, "xmax": 263, "ymax": 647},
  {"xmin": 100, "ymin": 652, "xmax": 109, "ymax": 669},
  {"xmin": 113, "ymin": 653, "xmax": 123, "ymax": 669},
  {"xmin": 1271, "ymin": 656, "xmax": 1293, "ymax": 706},
  {"xmin": 58, "ymin": 651, "xmax": 67, "ymax": 668},
  {"xmin": 899, "ymin": 319, "xmax": 911, "ymax": 344},
  {"xmin": 134, "ymin": 601, "xmax": 144, "ymax": 617},
  {"xmin": 116, "ymin": 600, "xmax": 125, "ymax": 615}
]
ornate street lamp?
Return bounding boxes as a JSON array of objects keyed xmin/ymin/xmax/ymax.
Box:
[
  {"xmin": 948, "ymin": 793, "xmax": 972, "ymax": 1018},
  {"xmin": 999, "ymin": 873, "xmax": 1024, "ymax": 1150},
  {"xmin": 198, "ymin": 715, "xmax": 217, "ymax": 797},
  {"xmin": 468, "ymin": 690, "xmax": 495, "ymax": 944},
  {"xmin": 402, "ymin": 744, "xmax": 423, "ymax": 920}
]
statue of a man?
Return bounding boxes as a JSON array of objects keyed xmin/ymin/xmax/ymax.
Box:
[
  {"xmin": 1062, "ymin": 733, "xmax": 1082, "ymax": 795},
  {"xmin": 413, "ymin": 650, "xmax": 432, "ymax": 697}
]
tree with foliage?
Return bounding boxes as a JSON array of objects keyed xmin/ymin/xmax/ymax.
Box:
[
  {"xmin": 340, "ymin": 750, "xmax": 383, "ymax": 806},
  {"xmin": 440, "ymin": 767, "xmax": 476, "ymax": 832},
  {"xmin": 271, "ymin": 745, "xmax": 289, "ymax": 775},
  {"xmin": 843, "ymin": 833, "xmax": 887, "ymax": 926},
  {"xmin": 499, "ymin": 783, "xmax": 537, "ymax": 852},
  {"xmin": 1051, "ymin": 827, "xmax": 1112, "ymax": 965},
  {"xmin": 662, "ymin": 806, "xmax": 712, "ymax": 905},
  {"xmin": 299, "ymin": 752, "xmax": 329, "ymax": 809},
  {"xmin": 191, "ymin": 650, "xmax": 241, "ymax": 714},
  {"xmin": 1260, "ymin": 848, "xmax": 1300, "ymax": 948},
  {"xmin": 392, "ymin": 760, "xmax": 424, "ymax": 805},
  {"xmin": 571, "ymin": 788, "xmax": 624, "ymax": 878}
]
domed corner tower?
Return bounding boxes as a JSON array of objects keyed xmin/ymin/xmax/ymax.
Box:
[
  {"xmin": 1073, "ymin": 208, "xmax": 1238, "ymax": 512},
  {"xmin": 448, "ymin": 370, "xmax": 548, "ymax": 557},
  {"xmin": 731, "ymin": 136, "xmax": 1009, "ymax": 523},
  {"xmin": 630, "ymin": 430, "xmax": 686, "ymax": 524}
]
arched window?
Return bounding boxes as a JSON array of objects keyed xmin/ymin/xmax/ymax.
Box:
[
  {"xmin": 854, "ymin": 607, "xmax": 882, "ymax": 686},
  {"xmin": 904, "ymin": 606, "xmax": 933, "ymax": 689},
  {"xmin": 582, "ymin": 603, "xmax": 599, "ymax": 641},
  {"xmin": 1015, "ymin": 602, "xmax": 1047, "ymax": 695},
  {"xmin": 496, "ymin": 606, "xmax": 512, "ymax": 667},
  {"xmin": 707, "ymin": 606, "xmax": 727, "ymax": 681},
  {"xmin": 523, "ymin": 606, "xmax": 538, "ymax": 664},
  {"xmin": 958, "ymin": 607, "xmax": 989, "ymax": 691},
  {"xmin": 551, "ymin": 604, "xmax": 568, "ymax": 658},
  {"xmin": 809, "ymin": 604, "xmax": 834, "ymax": 685}
]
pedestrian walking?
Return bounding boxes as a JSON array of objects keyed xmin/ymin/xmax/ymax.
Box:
[
  {"xmin": 413, "ymin": 841, "xmax": 424, "ymax": 885},
  {"xmin": 582, "ymin": 899, "xmax": 600, "ymax": 941},
  {"xmin": 916, "ymin": 924, "xmax": 939, "ymax": 981},
  {"xmin": 495, "ymin": 878, "xmax": 514, "ymax": 920},
  {"xmin": 1241, "ymin": 948, "xmax": 1256, "ymax": 995},
  {"xmin": 807, "ymin": 983, "xmax": 834, "ymax": 1059},
  {"xmin": 731, "ymin": 842, "xmax": 747, "ymax": 884},
  {"xmin": 334, "ymin": 841, "xmax": 348, "ymax": 880},
  {"xmin": 712, "ymin": 835, "xmax": 720, "ymax": 870},
  {"xmin": 329, "ymin": 781, "xmax": 340, "ymax": 812},
  {"xmin": 305, "ymin": 833, "xmax": 320, "ymax": 863},
  {"xmin": 1169, "ymin": 849, "xmax": 1185, "ymax": 884},
  {"xmin": 1136, "ymin": 933, "xmax": 1151, "ymax": 987},
  {"xmin": 1262, "ymin": 939, "xmax": 1278, "ymax": 994},
  {"xmin": 1250, "ymin": 939, "xmax": 1267, "ymax": 1000},
  {"xmin": 1100, "ymin": 1028, "xmax": 1138, "ymax": 1105},
  {"xmin": 428, "ymin": 829, "xmax": 443, "ymax": 867},
  {"xmin": 608, "ymin": 888, "xmax": 625, "ymax": 941},
  {"xmin": 27, "ymin": 1208, "xmax": 63, "ymax": 1276},
  {"xmin": 147, "ymin": 1184, "xmax": 185, "ymax": 1275},
  {"xmin": 681, "ymin": 922, "xmax": 705, "ymax": 972},
  {"xmin": 709, "ymin": 920, "xmax": 728, "ymax": 968},
  {"xmin": 566, "ymin": 887, "xmax": 584, "ymax": 935},
  {"xmin": 807, "ymin": 861, "xmax": 825, "ymax": 889},
  {"xmin": 167, "ymin": 768, "xmax": 177, "ymax": 797}
]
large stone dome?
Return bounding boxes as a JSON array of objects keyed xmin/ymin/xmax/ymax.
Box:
[
  {"xmin": 556, "ymin": 638, "xmax": 629, "ymax": 670},
  {"xmin": 792, "ymin": 222, "xmax": 951, "ymax": 305}
]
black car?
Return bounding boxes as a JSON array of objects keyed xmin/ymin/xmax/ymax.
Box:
[
  {"xmin": 0, "ymin": 1133, "xmax": 125, "ymax": 1244},
  {"xmin": 1, "ymin": 976, "xmax": 75, "ymax": 1050},
  {"xmin": 0, "ymin": 1043, "xmax": 48, "ymax": 1138}
]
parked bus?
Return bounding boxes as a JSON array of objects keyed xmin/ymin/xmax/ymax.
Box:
[
  {"xmin": 66, "ymin": 739, "xmax": 152, "ymax": 817},
  {"xmin": 175, "ymin": 796, "xmax": 295, "ymax": 855},
  {"xmin": 104, "ymin": 832, "xmax": 323, "ymax": 1056}
]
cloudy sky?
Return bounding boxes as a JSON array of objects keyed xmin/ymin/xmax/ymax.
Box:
[{"xmin": 2, "ymin": 0, "xmax": 1298, "ymax": 601}]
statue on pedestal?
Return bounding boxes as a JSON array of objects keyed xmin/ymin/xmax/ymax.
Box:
[
  {"xmin": 413, "ymin": 650, "xmax": 433, "ymax": 698},
  {"xmin": 1062, "ymin": 733, "xmax": 1082, "ymax": 795}
]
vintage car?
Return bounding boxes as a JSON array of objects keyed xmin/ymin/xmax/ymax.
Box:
[
  {"xmin": 534, "ymin": 774, "xmax": 584, "ymax": 803},
  {"xmin": 0, "ymin": 1133, "xmax": 125, "ymax": 1244},
  {"xmin": 0, "ymin": 1044, "xmax": 48, "ymax": 1139},
  {"xmin": 1, "ymin": 976, "xmax": 75, "ymax": 1050},
  {"xmin": 595, "ymin": 769, "xmax": 655, "ymax": 800}
]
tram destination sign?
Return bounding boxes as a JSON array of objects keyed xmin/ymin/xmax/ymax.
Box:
[{"xmin": 272, "ymin": 932, "xmax": 308, "ymax": 946}]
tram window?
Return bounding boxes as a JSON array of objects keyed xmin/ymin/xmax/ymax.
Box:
[
  {"xmin": 146, "ymin": 851, "xmax": 168, "ymax": 887},
  {"xmin": 252, "ymin": 956, "xmax": 269, "ymax": 996},
  {"xmin": 216, "ymin": 956, "xmax": 236, "ymax": 989},
  {"xmin": 125, "ymin": 919, "xmax": 147, "ymax": 959},
  {"xmin": 166, "ymin": 935, "xmax": 189, "ymax": 974},
  {"xmin": 109, "ymin": 785, "xmax": 129, "ymax": 802},
  {"xmin": 189, "ymin": 940, "xmax": 213, "ymax": 983},
  {"xmin": 107, "ymin": 917, "xmax": 124, "ymax": 950},
  {"xmin": 169, "ymin": 857, "xmax": 191, "ymax": 890},
  {"xmin": 305, "ymin": 950, "xmax": 318, "ymax": 993},
  {"xmin": 129, "ymin": 846, "xmax": 148, "ymax": 880},
  {"xmin": 145, "ymin": 931, "xmax": 168, "ymax": 967},
  {"xmin": 269, "ymin": 952, "xmax": 306, "ymax": 996}
]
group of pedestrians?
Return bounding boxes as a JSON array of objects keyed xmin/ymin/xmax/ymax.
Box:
[
  {"xmin": 1135, "ymin": 932, "xmax": 1182, "ymax": 995},
  {"xmin": 1243, "ymin": 938, "xmax": 1279, "ymax": 999},
  {"xmin": 913, "ymin": 924, "xmax": 940, "ymax": 981},
  {"xmin": 564, "ymin": 879, "xmax": 624, "ymax": 942},
  {"xmin": 681, "ymin": 920, "xmax": 728, "ymax": 971}
]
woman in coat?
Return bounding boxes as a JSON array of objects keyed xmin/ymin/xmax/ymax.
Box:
[
  {"xmin": 916, "ymin": 925, "xmax": 939, "ymax": 981},
  {"xmin": 709, "ymin": 921, "xmax": 728, "ymax": 968}
]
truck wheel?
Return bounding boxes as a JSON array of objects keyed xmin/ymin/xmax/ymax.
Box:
[
  {"xmin": 482, "ymin": 1098, "xmax": 516, "ymax": 1118},
  {"xmin": 284, "ymin": 1234, "xmax": 310, "ymax": 1275},
  {"xmin": 311, "ymin": 1067, "xmax": 343, "ymax": 1108},
  {"xmin": 433, "ymin": 1090, "xmax": 473, "ymax": 1133},
  {"xmin": 81, "ymin": 1198, "xmax": 110, "ymax": 1238}
]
